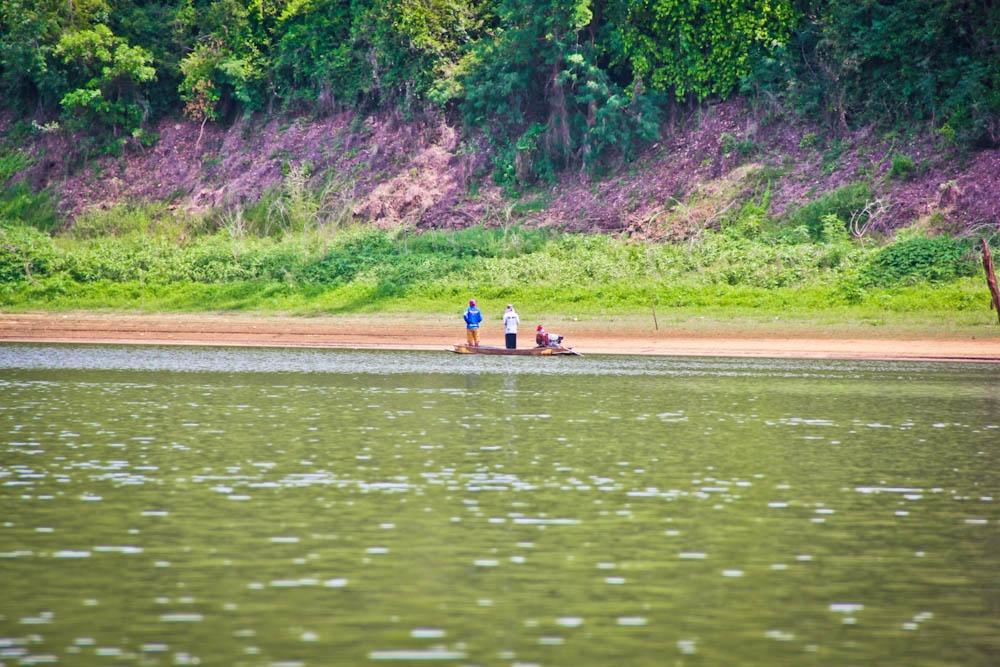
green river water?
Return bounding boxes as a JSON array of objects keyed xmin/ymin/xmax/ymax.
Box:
[{"xmin": 0, "ymin": 345, "xmax": 998, "ymax": 666}]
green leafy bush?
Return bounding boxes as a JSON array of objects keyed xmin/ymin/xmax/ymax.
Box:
[
  {"xmin": 787, "ymin": 183, "xmax": 872, "ymax": 239},
  {"xmin": 861, "ymin": 235, "xmax": 973, "ymax": 286},
  {"xmin": 888, "ymin": 153, "xmax": 916, "ymax": 181},
  {"xmin": 55, "ymin": 25, "xmax": 156, "ymax": 151},
  {"xmin": 0, "ymin": 225, "xmax": 59, "ymax": 281},
  {"xmin": 720, "ymin": 133, "xmax": 757, "ymax": 158},
  {"xmin": 0, "ymin": 183, "xmax": 60, "ymax": 232},
  {"xmin": 0, "ymin": 150, "xmax": 30, "ymax": 185}
]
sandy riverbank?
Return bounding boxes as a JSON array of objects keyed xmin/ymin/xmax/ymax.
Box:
[{"xmin": 2, "ymin": 312, "xmax": 1000, "ymax": 362}]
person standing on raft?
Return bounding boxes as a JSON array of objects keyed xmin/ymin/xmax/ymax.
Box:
[
  {"xmin": 463, "ymin": 299, "xmax": 483, "ymax": 346},
  {"xmin": 502, "ymin": 304, "xmax": 520, "ymax": 349}
]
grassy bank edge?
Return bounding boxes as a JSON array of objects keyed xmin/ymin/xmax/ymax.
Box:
[{"xmin": 3, "ymin": 277, "xmax": 998, "ymax": 338}]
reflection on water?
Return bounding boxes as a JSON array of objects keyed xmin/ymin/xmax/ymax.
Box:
[{"xmin": 1, "ymin": 344, "xmax": 999, "ymax": 665}]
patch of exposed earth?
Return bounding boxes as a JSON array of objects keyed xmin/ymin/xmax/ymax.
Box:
[{"xmin": 11, "ymin": 100, "xmax": 999, "ymax": 235}]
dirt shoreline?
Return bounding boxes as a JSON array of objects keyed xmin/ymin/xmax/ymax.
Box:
[{"xmin": 3, "ymin": 312, "xmax": 1000, "ymax": 362}]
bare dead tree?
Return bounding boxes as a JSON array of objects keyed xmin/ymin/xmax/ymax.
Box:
[
  {"xmin": 982, "ymin": 239, "xmax": 1000, "ymax": 324},
  {"xmin": 849, "ymin": 198, "xmax": 889, "ymax": 239}
]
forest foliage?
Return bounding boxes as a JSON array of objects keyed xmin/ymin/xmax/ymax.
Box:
[{"xmin": 2, "ymin": 0, "xmax": 997, "ymax": 169}]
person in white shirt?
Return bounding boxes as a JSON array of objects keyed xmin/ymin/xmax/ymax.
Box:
[{"xmin": 502, "ymin": 304, "xmax": 520, "ymax": 349}]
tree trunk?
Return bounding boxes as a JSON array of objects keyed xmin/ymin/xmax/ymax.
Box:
[
  {"xmin": 195, "ymin": 115, "xmax": 208, "ymax": 152},
  {"xmin": 982, "ymin": 239, "xmax": 1000, "ymax": 324}
]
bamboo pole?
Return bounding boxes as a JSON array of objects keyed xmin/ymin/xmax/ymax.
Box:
[{"xmin": 982, "ymin": 239, "xmax": 1000, "ymax": 324}]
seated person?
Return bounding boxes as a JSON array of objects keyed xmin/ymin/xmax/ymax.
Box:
[
  {"xmin": 535, "ymin": 325, "xmax": 563, "ymax": 347},
  {"xmin": 535, "ymin": 325, "xmax": 548, "ymax": 347}
]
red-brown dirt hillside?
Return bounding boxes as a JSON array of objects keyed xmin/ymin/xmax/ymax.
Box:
[{"xmin": 11, "ymin": 100, "xmax": 1000, "ymax": 235}]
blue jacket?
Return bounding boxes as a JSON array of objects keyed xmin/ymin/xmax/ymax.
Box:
[{"xmin": 463, "ymin": 307, "xmax": 483, "ymax": 329}]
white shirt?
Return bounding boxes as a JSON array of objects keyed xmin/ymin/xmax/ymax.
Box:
[{"xmin": 503, "ymin": 310, "xmax": 520, "ymax": 334}]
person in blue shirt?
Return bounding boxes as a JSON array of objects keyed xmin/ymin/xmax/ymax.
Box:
[{"xmin": 463, "ymin": 299, "xmax": 483, "ymax": 346}]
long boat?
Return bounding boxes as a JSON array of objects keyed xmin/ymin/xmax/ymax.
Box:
[{"xmin": 451, "ymin": 344, "xmax": 581, "ymax": 356}]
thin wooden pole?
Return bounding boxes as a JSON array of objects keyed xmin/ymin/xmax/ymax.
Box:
[
  {"xmin": 982, "ymin": 239, "xmax": 1000, "ymax": 324},
  {"xmin": 651, "ymin": 300, "xmax": 659, "ymax": 331}
]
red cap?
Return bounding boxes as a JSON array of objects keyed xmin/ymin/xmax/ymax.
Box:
[{"xmin": 536, "ymin": 325, "xmax": 543, "ymax": 331}]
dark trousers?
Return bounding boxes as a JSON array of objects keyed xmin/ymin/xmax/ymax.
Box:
[{"xmin": 505, "ymin": 333, "xmax": 517, "ymax": 349}]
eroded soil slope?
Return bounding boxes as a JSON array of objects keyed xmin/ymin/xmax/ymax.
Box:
[{"xmin": 10, "ymin": 101, "xmax": 999, "ymax": 234}]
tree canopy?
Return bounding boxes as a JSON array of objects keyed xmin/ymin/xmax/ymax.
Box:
[{"xmin": 2, "ymin": 0, "xmax": 996, "ymax": 161}]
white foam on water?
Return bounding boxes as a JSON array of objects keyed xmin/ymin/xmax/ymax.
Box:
[
  {"xmin": 410, "ymin": 628, "xmax": 445, "ymax": 638},
  {"xmin": 324, "ymin": 578, "xmax": 348, "ymax": 588},
  {"xmin": 555, "ymin": 617, "xmax": 583, "ymax": 628},
  {"xmin": 270, "ymin": 580, "xmax": 305, "ymax": 588},
  {"xmin": 617, "ymin": 617, "xmax": 647, "ymax": 626},
  {"xmin": 20, "ymin": 612, "xmax": 53, "ymax": 625},
  {"xmin": 159, "ymin": 613, "xmax": 204, "ymax": 622},
  {"xmin": 53, "ymin": 550, "xmax": 90, "ymax": 558},
  {"xmin": 369, "ymin": 649, "xmax": 466, "ymax": 660},
  {"xmin": 93, "ymin": 545, "xmax": 143, "ymax": 554},
  {"xmin": 855, "ymin": 486, "xmax": 922, "ymax": 494},
  {"xmin": 829, "ymin": 603, "xmax": 863, "ymax": 614}
]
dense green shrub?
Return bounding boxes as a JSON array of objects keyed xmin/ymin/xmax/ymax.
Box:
[
  {"xmin": 861, "ymin": 235, "xmax": 974, "ymax": 286},
  {"xmin": 0, "ymin": 183, "xmax": 60, "ymax": 232},
  {"xmin": 299, "ymin": 228, "xmax": 397, "ymax": 284},
  {"xmin": 0, "ymin": 150, "xmax": 30, "ymax": 185},
  {"xmin": 787, "ymin": 183, "xmax": 872, "ymax": 239},
  {"xmin": 617, "ymin": 0, "xmax": 796, "ymax": 101},
  {"xmin": 55, "ymin": 25, "xmax": 156, "ymax": 150},
  {"xmin": 0, "ymin": 225, "xmax": 58, "ymax": 281},
  {"xmin": 887, "ymin": 153, "xmax": 916, "ymax": 181}
]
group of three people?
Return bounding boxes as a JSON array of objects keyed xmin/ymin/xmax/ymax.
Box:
[{"xmin": 463, "ymin": 300, "xmax": 560, "ymax": 350}]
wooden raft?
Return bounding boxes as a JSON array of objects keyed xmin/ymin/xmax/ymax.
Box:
[{"xmin": 451, "ymin": 344, "xmax": 580, "ymax": 356}]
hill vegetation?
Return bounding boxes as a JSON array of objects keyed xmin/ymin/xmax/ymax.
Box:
[
  {"xmin": 2, "ymin": 0, "xmax": 997, "ymax": 163},
  {"xmin": 0, "ymin": 0, "xmax": 998, "ymax": 325}
]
